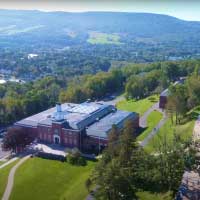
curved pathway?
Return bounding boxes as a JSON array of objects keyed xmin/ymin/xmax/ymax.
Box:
[
  {"xmin": 0, "ymin": 158, "xmax": 19, "ymax": 170},
  {"xmin": 139, "ymin": 102, "xmax": 167, "ymax": 147},
  {"xmin": 140, "ymin": 115, "xmax": 167, "ymax": 147},
  {"xmin": 2, "ymin": 155, "xmax": 30, "ymax": 200}
]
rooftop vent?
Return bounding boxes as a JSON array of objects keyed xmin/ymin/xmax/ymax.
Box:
[{"xmin": 56, "ymin": 103, "xmax": 62, "ymax": 112}]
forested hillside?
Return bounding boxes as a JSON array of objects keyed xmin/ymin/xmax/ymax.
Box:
[
  {"xmin": 0, "ymin": 10, "xmax": 200, "ymax": 80},
  {"xmin": 1, "ymin": 59, "xmax": 200, "ymax": 127}
]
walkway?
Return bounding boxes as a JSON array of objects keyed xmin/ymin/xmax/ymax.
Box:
[
  {"xmin": 139, "ymin": 102, "xmax": 167, "ymax": 147},
  {"xmin": 0, "ymin": 157, "xmax": 19, "ymax": 170},
  {"xmin": 2, "ymin": 155, "xmax": 30, "ymax": 200},
  {"xmin": 140, "ymin": 115, "xmax": 168, "ymax": 147}
]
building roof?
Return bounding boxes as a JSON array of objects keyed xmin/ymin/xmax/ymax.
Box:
[
  {"xmin": 15, "ymin": 102, "xmax": 114, "ymax": 130},
  {"xmin": 160, "ymin": 80, "xmax": 185, "ymax": 97},
  {"xmin": 15, "ymin": 101, "xmax": 139, "ymax": 139},
  {"xmin": 160, "ymin": 88, "xmax": 169, "ymax": 97},
  {"xmin": 15, "ymin": 103, "xmax": 77, "ymax": 128},
  {"xmin": 86, "ymin": 110, "xmax": 138, "ymax": 139}
]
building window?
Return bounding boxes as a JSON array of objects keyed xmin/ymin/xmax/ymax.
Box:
[
  {"xmin": 69, "ymin": 138, "xmax": 72, "ymax": 144},
  {"xmin": 48, "ymin": 135, "xmax": 51, "ymax": 141},
  {"xmin": 54, "ymin": 129, "xmax": 59, "ymax": 135},
  {"xmin": 73, "ymin": 139, "xmax": 77, "ymax": 145},
  {"xmin": 64, "ymin": 138, "xmax": 68, "ymax": 143}
]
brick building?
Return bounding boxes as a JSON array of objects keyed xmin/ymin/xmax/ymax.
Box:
[
  {"xmin": 15, "ymin": 102, "xmax": 139, "ymax": 152},
  {"xmin": 159, "ymin": 89, "xmax": 169, "ymax": 109},
  {"xmin": 159, "ymin": 78, "xmax": 186, "ymax": 109}
]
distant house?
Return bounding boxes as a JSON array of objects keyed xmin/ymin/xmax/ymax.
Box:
[
  {"xmin": 15, "ymin": 102, "xmax": 139, "ymax": 153},
  {"xmin": 27, "ymin": 54, "xmax": 38, "ymax": 59},
  {"xmin": 159, "ymin": 89, "xmax": 169, "ymax": 109},
  {"xmin": 159, "ymin": 78, "xmax": 186, "ymax": 109}
]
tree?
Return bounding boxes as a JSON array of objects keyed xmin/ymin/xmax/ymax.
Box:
[
  {"xmin": 85, "ymin": 178, "xmax": 92, "ymax": 192},
  {"xmin": 107, "ymin": 125, "xmax": 120, "ymax": 158},
  {"xmin": 154, "ymin": 133, "xmax": 186, "ymax": 192},
  {"xmin": 167, "ymin": 84, "xmax": 188, "ymax": 124},
  {"xmin": 92, "ymin": 120, "xmax": 138, "ymax": 200},
  {"xmin": 2, "ymin": 127, "xmax": 35, "ymax": 153},
  {"xmin": 119, "ymin": 119, "xmax": 136, "ymax": 165}
]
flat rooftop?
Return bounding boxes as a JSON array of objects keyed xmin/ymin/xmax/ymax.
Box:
[
  {"xmin": 15, "ymin": 102, "xmax": 114, "ymax": 130},
  {"xmin": 86, "ymin": 110, "xmax": 138, "ymax": 138}
]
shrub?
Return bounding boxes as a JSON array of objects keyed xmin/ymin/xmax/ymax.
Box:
[
  {"xmin": 67, "ymin": 151, "xmax": 87, "ymax": 166},
  {"xmin": 77, "ymin": 156, "xmax": 87, "ymax": 166}
]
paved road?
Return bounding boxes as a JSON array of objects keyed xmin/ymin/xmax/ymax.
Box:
[
  {"xmin": 2, "ymin": 155, "xmax": 30, "ymax": 200},
  {"xmin": 139, "ymin": 102, "xmax": 164, "ymax": 127},
  {"xmin": 140, "ymin": 115, "xmax": 167, "ymax": 147},
  {"xmin": 139, "ymin": 102, "xmax": 167, "ymax": 147},
  {"xmin": 99, "ymin": 95, "xmax": 125, "ymax": 106}
]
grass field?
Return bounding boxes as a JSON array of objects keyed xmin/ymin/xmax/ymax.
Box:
[
  {"xmin": 10, "ymin": 157, "xmax": 96, "ymax": 200},
  {"xmin": 144, "ymin": 107, "xmax": 200, "ymax": 153},
  {"xmin": 137, "ymin": 111, "xmax": 163, "ymax": 141},
  {"xmin": 87, "ymin": 32, "xmax": 121, "ymax": 44},
  {"xmin": 117, "ymin": 95, "xmax": 159, "ymax": 115},
  {"xmin": 0, "ymin": 161, "xmax": 4, "ymax": 166},
  {"xmin": 0, "ymin": 160, "xmax": 19, "ymax": 199},
  {"xmin": 136, "ymin": 190, "xmax": 173, "ymax": 200}
]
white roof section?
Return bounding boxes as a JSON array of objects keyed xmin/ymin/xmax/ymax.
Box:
[
  {"xmin": 86, "ymin": 110, "xmax": 138, "ymax": 138},
  {"xmin": 15, "ymin": 102, "xmax": 114, "ymax": 130}
]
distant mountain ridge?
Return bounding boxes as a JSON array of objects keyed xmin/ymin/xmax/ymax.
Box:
[{"xmin": 0, "ymin": 9, "xmax": 200, "ymax": 47}]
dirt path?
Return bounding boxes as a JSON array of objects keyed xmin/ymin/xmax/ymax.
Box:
[{"xmin": 2, "ymin": 155, "xmax": 30, "ymax": 200}]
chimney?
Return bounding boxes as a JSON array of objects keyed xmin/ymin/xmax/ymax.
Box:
[{"xmin": 56, "ymin": 103, "xmax": 62, "ymax": 112}]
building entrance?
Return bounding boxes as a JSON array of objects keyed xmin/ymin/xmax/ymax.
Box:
[{"xmin": 54, "ymin": 136, "xmax": 60, "ymax": 144}]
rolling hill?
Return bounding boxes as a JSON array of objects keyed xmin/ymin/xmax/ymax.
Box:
[{"xmin": 0, "ymin": 10, "xmax": 200, "ymax": 47}]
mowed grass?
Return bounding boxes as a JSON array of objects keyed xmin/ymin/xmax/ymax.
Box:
[
  {"xmin": 136, "ymin": 190, "xmax": 173, "ymax": 200},
  {"xmin": 87, "ymin": 32, "xmax": 122, "ymax": 45},
  {"xmin": 0, "ymin": 160, "xmax": 19, "ymax": 199},
  {"xmin": 137, "ymin": 111, "xmax": 163, "ymax": 141},
  {"xmin": 117, "ymin": 95, "xmax": 159, "ymax": 115},
  {"xmin": 144, "ymin": 114, "xmax": 197, "ymax": 153},
  {"xmin": 0, "ymin": 161, "xmax": 4, "ymax": 166},
  {"xmin": 10, "ymin": 157, "xmax": 96, "ymax": 200}
]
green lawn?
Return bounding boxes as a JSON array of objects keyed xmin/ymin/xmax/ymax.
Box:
[
  {"xmin": 0, "ymin": 161, "xmax": 4, "ymax": 166},
  {"xmin": 117, "ymin": 95, "xmax": 159, "ymax": 115},
  {"xmin": 136, "ymin": 190, "xmax": 173, "ymax": 200},
  {"xmin": 87, "ymin": 32, "xmax": 122, "ymax": 45},
  {"xmin": 10, "ymin": 157, "xmax": 96, "ymax": 200},
  {"xmin": 0, "ymin": 160, "xmax": 19, "ymax": 199},
  {"xmin": 137, "ymin": 111, "xmax": 163, "ymax": 141},
  {"xmin": 144, "ymin": 112, "xmax": 198, "ymax": 153}
]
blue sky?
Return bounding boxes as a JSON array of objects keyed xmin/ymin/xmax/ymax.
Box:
[{"xmin": 0, "ymin": 0, "xmax": 200, "ymax": 21}]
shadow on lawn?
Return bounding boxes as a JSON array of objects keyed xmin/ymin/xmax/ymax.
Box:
[
  {"xmin": 180, "ymin": 106, "xmax": 200, "ymax": 124},
  {"xmin": 136, "ymin": 127, "xmax": 148, "ymax": 137},
  {"xmin": 147, "ymin": 96, "xmax": 158, "ymax": 103}
]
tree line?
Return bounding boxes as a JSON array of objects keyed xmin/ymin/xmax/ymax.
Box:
[
  {"xmin": 1, "ymin": 59, "xmax": 200, "ymax": 127},
  {"xmin": 86, "ymin": 120, "xmax": 196, "ymax": 199},
  {"xmin": 167, "ymin": 64, "xmax": 200, "ymax": 124}
]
